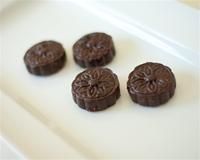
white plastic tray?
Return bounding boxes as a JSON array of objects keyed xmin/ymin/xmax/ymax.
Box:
[{"xmin": 0, "ymin": 0, "xmax": 199, "ymax": 159}]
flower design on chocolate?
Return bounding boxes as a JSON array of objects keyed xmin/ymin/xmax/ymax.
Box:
[
  {"xmin": 128, "ymin": 63, "xmax": 172, "ymax": 94},
  {"xmin": 73, "ymin": 68, "xmax": 116, "ymax": 98}
]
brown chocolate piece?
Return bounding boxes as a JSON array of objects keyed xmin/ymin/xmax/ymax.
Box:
[
  {"xmin": 24, "ymin": 41, "xmax": 66, "ymax": 75},
  {"xmin": 127, "ymin": 62, "xmax": 176, "ymax": 106},
  {"xmin": 72, "ymin": 67, "xmax": 120, "ymax": 111},
  {"xmin": 73, "ymin": 32, "xmax": 115, "ymax": 68}
]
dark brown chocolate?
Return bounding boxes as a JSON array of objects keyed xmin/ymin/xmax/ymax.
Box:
[
  {"xmin": 73, "ymin": 32, "xmax": 115, "ymax": 68},
  {"xmin": 24, "ymin": 41, "xmax": 66, "ymax": 75},
  {"xmin": 127, "ymin": 62, "xmax": 176, "ymax": 106},
  {"xmin": 72, "ymin": 67, "xmax": 120, "ymax": 111}
]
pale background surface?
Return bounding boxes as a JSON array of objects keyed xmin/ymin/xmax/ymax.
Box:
[
  {"xmin": 0, "ymin": 137, "xmax": 25, "ymax": 159},
  {"xmin": 0, "ymin": 0, "xmax": 199, "ymax": 159}
]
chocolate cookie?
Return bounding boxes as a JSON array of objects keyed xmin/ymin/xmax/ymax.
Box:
[
  {"xmin": 127, "ymin": 62, "xmax": 176, "ymax": 106},
  {"xmin": 24, "ymin": 41, "xmax": 66, "ymax": 75},
  {"xmin": 73, "ymin": 32, "xmax": 115, "ymax": 68},
  {"xmin": 72, "ymin": 67, "xmax": 120, "ymax": 111}
]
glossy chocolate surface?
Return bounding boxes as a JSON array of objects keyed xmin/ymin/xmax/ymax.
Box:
[
  {"xmin": 127, "ymin": 62, "xmax": 176, "ymax": 106},
  {"xmin": 73, "ymin": 32, "xmax": 115, "ymax": 68},
  {"xmin": 72, "ymin": 67, "xmax": 120, "ymax": 111},
  {"xmin": 24, "ymin": 41, "xmax": 66, "ymax": 75}
]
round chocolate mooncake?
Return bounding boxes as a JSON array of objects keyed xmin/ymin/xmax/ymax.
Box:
[
  {"xmin": 127, "ymin": 62, "xmax": 176, "ymax": 106},
  {"xmin": 72, "ymin": 67, "xmax": 120, "ymax": 111},
  {"xmin": 73, "ymin": 32, "xmax": 115, "ymax": 68},
  {"xmin": 24, "ymin": 41, "xmax": 66, "ymax": 75}
]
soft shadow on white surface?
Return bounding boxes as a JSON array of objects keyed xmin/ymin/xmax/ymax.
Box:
[{"xmin": 0, "ymin": 0, "xmax": 17, "ymax": 12}]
